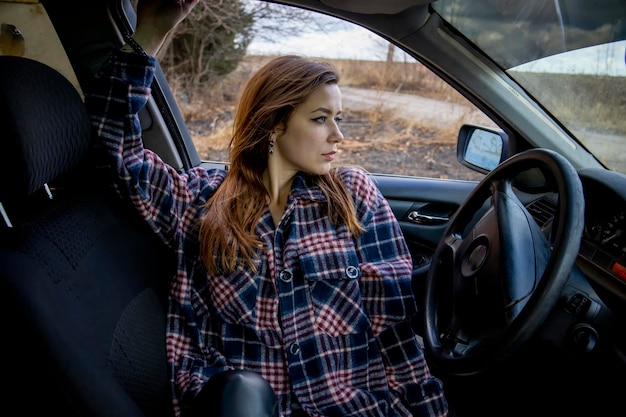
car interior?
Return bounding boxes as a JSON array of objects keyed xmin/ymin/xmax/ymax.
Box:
[
  {"xmin": 1, "ymin": 0, "xmax": 625, "ymax": 416},
  {"xmin": 0, "ymin": 53, "xmax": 176, "ymax": 416}
]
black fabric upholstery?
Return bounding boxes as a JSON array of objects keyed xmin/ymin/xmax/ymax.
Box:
[
  {"xmin": 0, "ymin": 56, "xmax": 175, "ymax": 417},
  {"xmin": 0, "ymin": 56, "xmax": 91, "ymax": 202}
]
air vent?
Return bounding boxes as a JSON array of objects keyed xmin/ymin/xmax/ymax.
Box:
[{"xmin": 526, "ymin": 197, "xmax": 557, "ymax": 229}]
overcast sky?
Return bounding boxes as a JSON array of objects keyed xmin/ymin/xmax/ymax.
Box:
[
  {"xmin": 249, "ymin": 29, "xmax": 625, "ymax": 76},
  {"xmin": 246, "ymin": 4, "xmax": 625, "ymax": 76},
  {"xmin": 513, "ymin": 40, "xmax": 626, "ymax": 76},
  {"xmin": 247, "ymin": 16, "xmax": 415, "ymax": 62},
  {"xmin": 248, "ymin": 27, "xmax": 383, "ymax": 60}
]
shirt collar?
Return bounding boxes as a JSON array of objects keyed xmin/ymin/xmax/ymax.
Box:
[{"xmin": 290, "ymin": 172, "xmax": 327, "ymax": 202}]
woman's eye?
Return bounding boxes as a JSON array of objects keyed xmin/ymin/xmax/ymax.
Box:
[{"xmin": 312, "ymin": 116, "xmax": 343, "ymax": 124}]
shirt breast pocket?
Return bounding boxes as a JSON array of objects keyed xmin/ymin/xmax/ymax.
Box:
[{"xmin": 300, "ymin": 240, "xmax": 370, "ymax": 337}]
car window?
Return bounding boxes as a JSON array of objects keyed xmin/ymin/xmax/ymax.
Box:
[
  {"xmin": 432, "ymin": 0, "xmax": 626, "ymax": 175},
  {"xmin": 510, "ymin": 42, "xmax": 626, "ymax": 174},
  {"xmin": 163, "ymin": 3, "xmax": 495, "ymax": 181},
  {"xmin": 0, "ymin": 0, "xmax": 81, "ymax": 95}
]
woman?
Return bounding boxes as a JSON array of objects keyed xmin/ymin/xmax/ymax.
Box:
[{"xmin": 85, "ymin": 1, "xmax": 448, "ymax": 416}]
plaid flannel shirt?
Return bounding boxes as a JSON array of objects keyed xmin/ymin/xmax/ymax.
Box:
[{"xmin": 85, "ymin": 49, "xmax": 448, "ymax": 417}]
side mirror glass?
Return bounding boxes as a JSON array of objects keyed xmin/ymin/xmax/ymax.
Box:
[{"xmin": 457, "ymin": 124, "xmax": 508, "ymax": 174}]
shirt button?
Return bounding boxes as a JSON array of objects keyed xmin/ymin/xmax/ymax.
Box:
[
  {"xmin": 279, "ymin": 270, "xmax": 293, "ymax": 282},
  {"xmin": 345, "ymin": 265, "xmax": 359, "ymax": 279},
  {"xmin": 289, "ymin": 342, "xmax": 300, "ymax": 355}
]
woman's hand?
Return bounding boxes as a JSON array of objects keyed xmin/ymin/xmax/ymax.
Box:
[{"xmin": 133, "ymin": 0, "xmax": 200, "ymax": 56}]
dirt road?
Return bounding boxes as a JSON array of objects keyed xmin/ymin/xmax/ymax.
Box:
[
  {"xmin": 341, "ymin": 86, "xmax": 492, "ymax": 128},
  {"xmin": 341, "ymin": 86, "xmax": 626, "ymax": 174}
]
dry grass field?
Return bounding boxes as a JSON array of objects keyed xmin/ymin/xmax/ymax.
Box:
[{"xmin": 176, "ymin": 56, "xmax": 493, "ymax": 180}]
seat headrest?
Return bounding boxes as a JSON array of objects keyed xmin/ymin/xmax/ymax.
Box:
[{"xmin": 0, "ymin": 56, "xmax": 91, "ymax": 202}]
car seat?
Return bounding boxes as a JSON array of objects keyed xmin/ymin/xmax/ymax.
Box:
[{"xmin": 0, "ymin": 55, "xmax": 175, "ymax": 417}]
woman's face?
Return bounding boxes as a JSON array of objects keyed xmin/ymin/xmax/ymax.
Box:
[{"xmin": 273, "ymin": 83, "xmax": 344, "ymax": 177}]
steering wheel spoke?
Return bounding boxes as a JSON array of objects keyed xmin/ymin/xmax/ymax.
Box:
[{"xmin": 424, "ymin": 149, "xmax": 584, "ymax": 375}]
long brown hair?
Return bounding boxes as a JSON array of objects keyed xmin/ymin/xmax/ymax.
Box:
[{"xmin": 199, "ymin": 55, "xmax": 364, "ymax": 274}]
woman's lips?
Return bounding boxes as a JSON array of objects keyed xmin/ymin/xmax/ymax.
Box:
[{"xmin": 322, "ymin": 151, "xmax": 336, "ymax": 161}]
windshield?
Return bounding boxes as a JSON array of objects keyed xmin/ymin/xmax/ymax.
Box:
[{"xmin": 432, "ymin": 0, "xmax": 626, "ymax": 174}]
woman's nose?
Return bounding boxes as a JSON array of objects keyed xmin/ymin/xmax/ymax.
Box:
[{"xmin": 331, "ymin": 122, "xmax": 344, "ymax": 143}]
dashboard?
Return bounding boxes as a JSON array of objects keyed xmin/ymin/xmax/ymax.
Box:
[{"xmin": 577, "ymin": 169, "xmax": 626, "ymax": 293}]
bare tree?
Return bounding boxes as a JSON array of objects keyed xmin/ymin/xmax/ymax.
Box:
[
  {"xmin": 153, "ymin": 0, "xmax": 253, "ymax": 100},
  {"xmin": 246, "ymin": 1, "xmax": 336, "ymax": 43},
  {"xmin": 156, "ymin": 0, "xmax": 325, "ymax": 99},
  {"xmin": 128, "ymin": 0, "xmax": 341, "ymax": 100}
]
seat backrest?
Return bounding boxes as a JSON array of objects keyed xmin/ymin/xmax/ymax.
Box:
[{"xmin": 0, "ymin": 55, "xmax": 175, "ymax": 417}]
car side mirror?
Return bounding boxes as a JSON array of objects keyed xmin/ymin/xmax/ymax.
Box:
[{"xmin": 457, "ymin": 124, "xmax": 508, "ymax": 174}]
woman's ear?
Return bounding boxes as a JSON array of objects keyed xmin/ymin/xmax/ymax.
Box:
[{"xmin": 274, "ymin": 122, "xmax": 286, "ymax": 137}]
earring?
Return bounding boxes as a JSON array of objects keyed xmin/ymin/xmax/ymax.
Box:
[{"xmin": 269, "ymin": 137, "xmax": 275, "ymax": 154}]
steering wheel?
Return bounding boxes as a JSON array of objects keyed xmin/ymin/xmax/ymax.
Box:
[{"xmin": 423, "ymin": 148, "xmax": 585, "ymax": 376}]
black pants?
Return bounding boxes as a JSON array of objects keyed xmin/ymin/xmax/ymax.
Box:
[{"xmin": 188, "ymin": 370, "xmax": 278, "ymax": 417}]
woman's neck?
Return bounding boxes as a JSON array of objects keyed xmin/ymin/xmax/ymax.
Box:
[{"xmin": 263, "ymin": 168, "xmax": 295, "ymax": 227}]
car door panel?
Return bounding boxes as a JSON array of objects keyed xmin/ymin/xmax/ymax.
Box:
[
  {"xmin": 371, "ymin": 174, "xmax": 478, "ymax": 313},
  {"xmin": 372, "ymin": 174, "xmax": 476, "ymax": 247}
]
